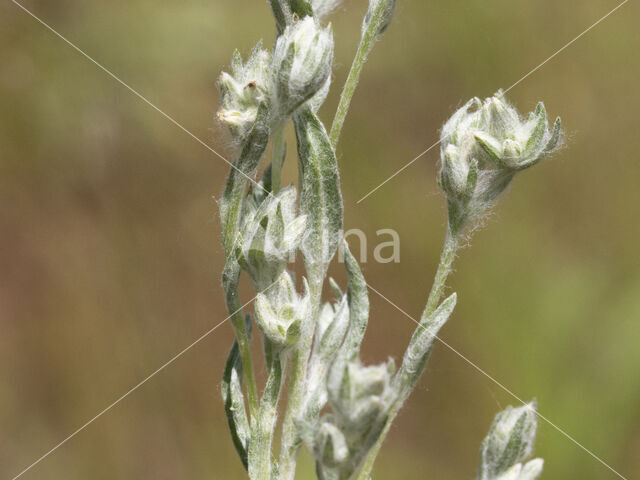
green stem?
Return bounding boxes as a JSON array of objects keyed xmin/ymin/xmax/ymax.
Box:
[
  {"xmin": 271, "ymin": 126, "xmax": 286, "ymax": 193},
  {"xmin": 248, "ymin": 350, "xmax": 285, "ymax": 480},
  {"xmin": 278, "ymin": 269, "xmax": 324, "ymax": 480},
  {"xmin": 353, "ymin": 225, "xmax": 460, "ymax": 480},
  {"xmin": 223, "ymin": 263, "xmax": 260, "ymax": 420},
  {"xmin": 219, "ymin": 104, "xmax": 270, "ymax": 422},
  {"xmin": 423, "ymin": 225, "xmax": 459, "ymax": 318},
  {"xmin": 329, "ymin": 8, "xmax": 382, "ymax": 148}
]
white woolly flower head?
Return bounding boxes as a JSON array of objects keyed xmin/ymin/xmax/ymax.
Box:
[
  {"xmin": 305, "ymin": 357, "xmax": 396, "ymax": 477},
  {"xmin": 217, "ymin": 42, "xmax": 272, "ymax": 143},
  {"xmin": 273, "ymin": 16, "xmax": 334, "ymax": 118},
  {"xmin": 254, "ymin": 270, "xmax": 310, "ymax": 348},
  {"xmin": 439, "ymin": 92, "xmax": 562, "ymax": 233},
  {"xmin": 236, "ymin": 185, "xmax": 307, "ymax": 290}
]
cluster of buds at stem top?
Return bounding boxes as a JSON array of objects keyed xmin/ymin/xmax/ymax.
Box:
[
  {"xmin": 217, "ymin": 17, "xmax": 333, "ymax": 142},
  {"xmin": 439, "ymin": 92, "xmax": 562, "ymax": 234},
  {"xmin": 235, "ymin": 185, "xmax": 307, "ymax": 291},
  {"xmin": 309, "ymin": 358, "xmax": 396, "ymax": 476},
  {"xmin": 478, "ymin": 401, "xmax": 543, "ymax": 480},
  {"xmin": 255, "ymin": 270, "xmax": 310, "ymax": 349},
  {"xmin": 273, "ymin": 16, "xmax": 334, "ymax": 119},
  {"xmin": 217, "ymin": 43, "xmax": 272, "ymax": 144}
]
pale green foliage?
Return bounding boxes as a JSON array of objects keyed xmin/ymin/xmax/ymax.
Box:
[{"xmin": 216, "ymin": 1, "xmax": 560, "ymax": 478}]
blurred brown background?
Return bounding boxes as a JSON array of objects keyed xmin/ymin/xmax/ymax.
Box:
[{"xmin": 1, "ymin": 0, "xmax": 639, "ymax": 478}]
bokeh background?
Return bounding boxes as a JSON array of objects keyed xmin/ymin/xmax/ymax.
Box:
[{"xmin": 1, "ymin": 0, "xmax": 639, "ymax": 478}]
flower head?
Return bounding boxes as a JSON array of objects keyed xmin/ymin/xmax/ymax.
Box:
[
  {"xmin": 273, "ymin": 17, "xmax": 334, "ymax": 118},
  {"xmin": 236, "ymin": 185, "xmax": 307, "ymax": 290},
  {"xmin": 255, "ymin": 271, "xmax": 309, "ymax": 348},
  {"xmin": 217, "ymin": 43, "xmax": 272, "ymax": 143},
  {"xmin": 439, "ymin": 92, "xmax": 562, "ymax": 233}
]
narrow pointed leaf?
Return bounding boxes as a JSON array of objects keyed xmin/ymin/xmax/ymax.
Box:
[
  {"xmin": 294, "ymin": 106, "xmax": 344, "ymax": 277},
  {"xmin": 343, "ymin": 241, "xmax": 369, "ymax": 358},
  {"xmin": 543, "ymin": 117, "xmax": 562, "ymax": 154},
  {"xmin": 222, "ymin": 340, "xmax": 250, "ymax": 470},
  {"xmin": 524, "ymin": 102, "xmax": 548, "ymax": 155},
  {"xmin": 395, "ymin": 293, "xmax": 457, "ymax": 399}
]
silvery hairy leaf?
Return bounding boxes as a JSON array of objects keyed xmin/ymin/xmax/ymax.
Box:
[
  {"xmin": 394, "ymin": 293, "xmax": 457, "ymax": 402},
  {"xmin": 221, "ymin": 319, "xmax": 251, "ymax": 470},
  {"xmin": 342, "ymin": 242, "xmax": 369, "ymax": 359},
  {"xmin": 293, "ymin": 106, "xmax": 343, "ymax": 277}
]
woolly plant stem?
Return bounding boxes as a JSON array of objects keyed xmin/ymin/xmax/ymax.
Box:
[
  {"xmin": 353, "ymin": 226, "xmax": 460, "ymax": 480},
  {"xmin": 329, "ymin": 4, "xmax": 383, "ymax": 148},
  {"xmin": 271, "ymin": 125, "xmax": 286, "ymax": 193},
  {"xmin": 223, "ymin": 265, "xmax": 260, "ymax": 421},
  {"xmin": 248, "ymin": 353, "xmax": 284, "ymax": 479},
  {"xmin": 278, "ymin": 270, "xmax": 324, "ymax": 480}
]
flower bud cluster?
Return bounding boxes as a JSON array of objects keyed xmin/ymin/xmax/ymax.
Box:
[
  {"xmin": 217, "ymin": 17, "xmax": 334, "ymax": 143},
  {"xmin": 236, "ymin": 185, "xmax": 307, "ymax": 290},
  {"xmin": 439, "ymin": 92, "xmax": 562, "ymax": 233},
  {"xmin": 255, "ymin": 270, "xmax": 310, "ymax": 349},
  {"xmin": 309, "ymin": 358, "xmax": 395, "ymax": 476},
  {"xmin": 217, "ymin": 43, "xmax": 272, "ymax": 143},
  {"xmin": 478, "ymin": 401, "xmax": 543, "ymax": 480},
  {"xmin": 273, "ymin": 16, "xmax": 334, "ymax": 118}
]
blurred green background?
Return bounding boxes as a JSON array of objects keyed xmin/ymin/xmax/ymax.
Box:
[{"xmin": 1, "ymin": 0, "xmax": 639, "ymax": 478}]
